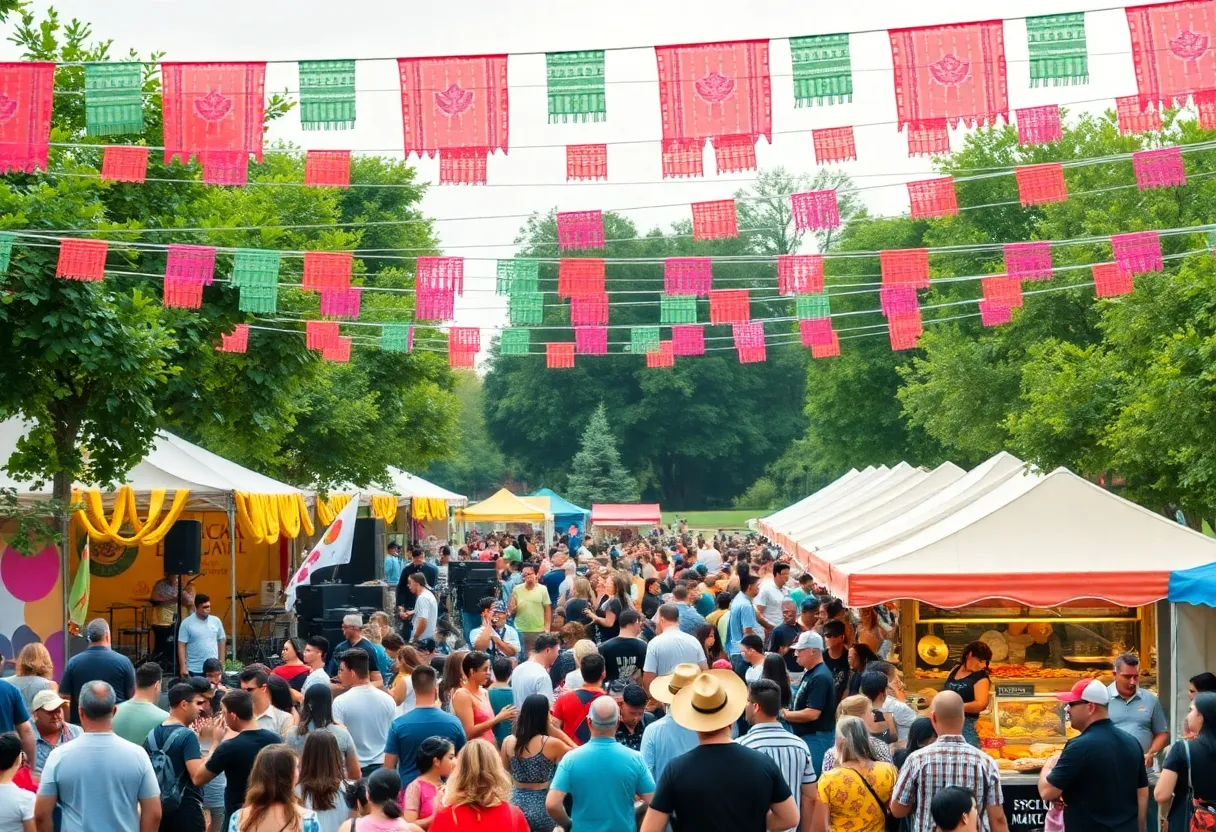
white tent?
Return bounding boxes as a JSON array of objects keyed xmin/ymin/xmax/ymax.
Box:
[
  {"xmin": 759, "ymin": 466, "xmax": 865, "ymax": 535},
  {"xmin": 761, "ymin": 466, "xmax": 890, "ymax": 548},
  {"xmin": 780, "ymin": 463, "xmax": 924, "ymax": 539},
  {"xmin": 386, "ymin": 468, "xmax": 467, "ymax": 506}
]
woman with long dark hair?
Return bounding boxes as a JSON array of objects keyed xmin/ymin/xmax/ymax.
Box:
[
  {"xmin": 230, "ymin": 744, "xmax": 321, "ymax": 832},
  {"xmin": 451, "ymin": 651, "xmax": 515, "ymax": 744},
  {"xmin": 267, "ymin": 676, "xmax": 299, "ymax": 723},
  {"xmin": 288, "ymin": 683, "xmax": 362, "ymax": 780},
  {"xmin": 1158, "ymin": 691, "xmax": 1216, "ymax": 832},
  {"xmin": 403, "ymin": 737, "xmax": 455, "ymax": 830},
  {"xmin": 437, "ymin": 651, "xmax": 467, "ymax": 713},
  {"xmin": 336, "ymin": 768, "xmax": 411, "ymax": 832},
  {"xmin": 761, "ymin": 652, "xmax": 792, "ymax": 708},
  {"xmin": 586, "ymin": 574, "xmax": 631, "ymax": 644},
  {"xmin": 499, "ymin": 694, "xmax": 573, "ymax": 831},
  {"xmin": 694, "ymin": 623, "xmax": 723, "ymax": 666},
  {"xmin": 941, "ymin": 641, "xmax": 992, "ymax": 748},
  {"xmin": 640, "ymin": 578, "xmax": 662, "ymax": 618},
  {"xmin": 893, "ymin": 716, "xmax": 937, "ymax": 769},
  {"xmin": 273, "ymin": 638, "xmax": 311, "ymax": 690},
  {"xmin": 846, "ymin": 643, "xmax": 881, "ymax": 697},
  {"xmin": 298, "ymin": 731, "xmax": 352, "ymax": 832}
]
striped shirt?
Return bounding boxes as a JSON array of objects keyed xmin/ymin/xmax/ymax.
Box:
[
  {"xmin": 737, "ymin": 722, "xmax": 816, "ymax": 832},
  {"xmin": 892, "ymin": 735, "xmax": 1004, "ymax": 832}
]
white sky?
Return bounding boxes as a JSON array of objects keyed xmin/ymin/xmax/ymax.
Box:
[{"xmin": 15, "ymin": 0, "xmax": 1161, "ymax": 343}]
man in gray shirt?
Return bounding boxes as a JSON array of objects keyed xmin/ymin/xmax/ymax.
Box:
[
  {"xmin": 641, "ymin": 605, "xmax": 708, "ymax": 694},
  {"xmin": 1107, "ymin": 652, "xmax": 1168, "ymax": 768},
  {"xmin": 35, "ymin": 681, "xmax": 161, "ymax": 832}
]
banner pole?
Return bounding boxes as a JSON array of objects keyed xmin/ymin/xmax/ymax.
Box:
[{"xmin": 229, "ymin": 493, "xmax": 237, "ymax": 664}]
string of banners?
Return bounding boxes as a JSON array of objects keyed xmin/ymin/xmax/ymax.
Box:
[{"xmin": 1, "ymin": 1, "xmax": 1215, "ymax": 183}]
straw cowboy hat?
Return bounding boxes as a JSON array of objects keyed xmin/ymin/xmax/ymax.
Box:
[
  {"xmin": 670, "ymin": 670, "xmax": 749, "ymax": 733},
  {"xmin": 649, "ymin": 663, "xmax": 702, "ymax": 704}
]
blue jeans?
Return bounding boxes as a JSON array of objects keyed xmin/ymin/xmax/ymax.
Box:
[{"xmin": 804, "ymin": 731, "xmax": 833, "ymax": 776}]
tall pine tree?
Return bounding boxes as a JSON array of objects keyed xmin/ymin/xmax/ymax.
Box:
[{"xmin": 566, "ymin": 404, "xmax": 640, "ymax": 505}]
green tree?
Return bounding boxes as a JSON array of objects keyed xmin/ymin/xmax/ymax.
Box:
[
  {"xmin": 732, "ymin": 476, "xmax": 778, "ymax": 511},
  {"xmin": 423, "ymin": 374, "xmax": 509, "ymax": 501},
  {"xmin": 565, "ymin": 404, "xmax": 639, "ymax": 505}
]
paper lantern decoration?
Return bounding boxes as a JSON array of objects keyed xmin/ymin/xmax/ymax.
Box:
[
  {"xmin": 660, "ymin": 294, "xmax": 698, "ymax": 325},
  {"xmin": 415, "ymin": 289, "xmax": 455, "ymax": 321},
  {"xmin": 800, "ymin": 317, "xmax": 836, "ymax": 347},
  {"xmin": 417, "ymin": 256, "xmax": 465, "ymax": 294},
  {"xmin": 1111, "ymin": 231, "xmax": 1163, "ymax": 276},
  {"xmin": 1117, "ymin": 96, "xmax": 1162, "ymax": 135},
  {"xmin": 231, "ymin": 249, "xmax": 281, "ymax": 314},
  {"xmin": 1133, "ymin": 147, "xmax": 1186, "ymax": 190},
  {"xmin": 1004, "ymin": 241, "xmax": 1053, "ymax": 282},
  {"xmin": 1026, "ymin": 13, "xmax": 1089, "ymax": 87},
  {"xmin": 496, "ymin": 259, "xmax": 540, "ymax": 295},
  {"xmin": 165, "ymin": 244, "xmax": 217, "ymax": 286},
  {"xmin": 217, "ymin": 324, "xmax": 249, "ymax": 354},
  {"xmin": 655, "ymin": 40, "xmax": 772, "ymax": 176},
  {"xmin": 320, "ymin": 286, "xmax": 362, "ymax": 319},
  {"xmin": 646, "ymin": 341, "xmax": 675, "ymax": 368},
  {"xmin": 691, "ymin": 199, "xmax": 739, "ymax": 241},
  {"xmin": 709, "ymin": 289, "xmax": 750, "ymax": 325},
  {"xmin": 558, "ymin": 258, "xmax": 606, "ymax": 298},
  {"xmin": 889, "ymin": 22, "xmax": 1008, "ymax": 156},
  {"xmin": 880, "ymin": 286, "xmax": 920, "ymax": 317},
  {"xmin": 381, "ymin": 323, "xmax": 414, "ymax": 353},
  {"xmin": 398, "ymin": 55, "xmax": 509, "ymax": 185},
  {"xmin": 811, "ymin": 332, "xmax": 841, "ymax": 358},
  {"xmin": 790, "ymin": 190, "xmax": 840, "ymax": 232},
  {"xmin": 880, "ymin": 248, "xmax": 930, "ymax": 288},
  {"xmin": 664, "ymin": 257, "xmax": 712, "ymax": 296},
  {"xmin": 575, "ymin": 326, "xmax": 608, "ymax": 355},
  {"xmin": 907, "ymin": 177, "xmax": 958, "ymax": 219},
  {"xmin": 303, "ymin": 251, "xmax": 353, "ymax": 292},
  {"xmin": 812, "ymin": 126, "xmax": 857, "ymax": 164},
  {"xmin": 796, "ymin": 293, "xmax": 831, "ymax": 320},
  {"xmin": 790, "ymin": 33, "xmax": 853, "ymax": 106},
  {"xmin": 1015, "ymin": 104, "xmax": 1064, "ymax": 146},
  {"xmin": 161, "ymin": 62, "xmax": 266, "ymax": 170},
  {"xmin": 733, "ymin": 322, "xmax": 766, "ymax": 363},
  {"xmin": 1126, "ymin": 1, "xmax": 1216, "ymax": 110},
  {"xmin": 570, "ymin": 293, "xmax": 609, "ymax": 326},
  {"xmin": 567, "ymin": 144, "xmax": 608, "ymax": 181},
  {"xmin": 298, "ymin": 60, "xmax": 356, "ymax": 130},
  {"xmin": 322, "ymin": 336, "xmax": 352, "ymax": 363},
  {"xmin": 101, "ymin": 146, "xmax": 150, "ymax": 183},
  {"xmin": 163, "ymin": 278, "xmax": 204, "ymax": 309},
  {"xmin": 306, "ymin": 320, "xmax": 340, "ymax": 351},
  {"xmin": 305, "ymin": 150, "xmax": 352, "ymax": 187},
  {"xmin": 631, "ymin": 326, "xmax": 661, "ymax": 354},
  {"xmin": 508, "ymin": 291, "xmax": 544, "ymax": 326},
  {"xmin": 778, "ymin": 255, "xmax": 825, "ymax": 295},
  {"xmin": 888, "ymin": 313, "xmax": 924, "ymax": 351},
  {"xmin": 1015, "ymin": 163, "xmax": 1068, "ymax": 206},
  {"xmin": 450, "ymin": 327, "xmax": 480, "ymax": 353},
  {"xmin": 982, "ymin": 275, "xmax": 1023, "ymax": 308},
  {"xmin": 557, "ymin": 210, "xmax": 605, "ymax": 251},
  {"xmin": 979, "ymin": 299, "xmax": 1014, "ymax": 326},
  {"xmin": 0, "ymin": 63, "xmax": 54, "ymax": 174},
  {"xmin": 55, "ymin": 239, "xmax": 108, "ymax": 281},
  {"xmin": 84, "ymin": 63, "xmax": 144, "ymax": 137},
  {"xmin": 499, "ymin": 328, "xmax": 530, "ymax": 356},
  {"xmin": 1093, "ymin": 262, "xmax": 1134, "ymax": 298},
  {"xmin": 546, "ymin": 342, "xmax": 576, "ymax": 369},
  {"xmin": 672, "ymin": 324, "xmax": 705, "ymax": 356},
  {"xmin": 547, "ymin": 51, "xmax": 606, "ymax": 123}
]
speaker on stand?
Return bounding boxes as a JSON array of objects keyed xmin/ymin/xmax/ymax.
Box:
[{"xmin": 161, "ymin": 519, "xmax": 203, "ymax": 678}]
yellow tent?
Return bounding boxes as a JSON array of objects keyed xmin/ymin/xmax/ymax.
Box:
[
  {"xmin": 520, "ymin": 495, "xmax": 552, "ymax": 517},
  {"xmin": 456, "ymin": 489, "xmax": 549, "ymax": 523}
]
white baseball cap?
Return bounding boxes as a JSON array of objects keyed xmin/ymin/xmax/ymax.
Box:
[
  {"xmin": 1056, "ymin": 678, "xmax": 1110, "ymax": 706},
  {"xmin": 792, "ymin": 631, "xmax": 825, "ymax": 651}
]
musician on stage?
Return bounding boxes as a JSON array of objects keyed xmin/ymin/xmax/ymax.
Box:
[{"xmin": 150, "ymin": 568, "xmax": 197, "ymax": 666}]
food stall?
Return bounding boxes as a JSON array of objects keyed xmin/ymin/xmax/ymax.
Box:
[
  {"xmin": 765, "ymin": 454, "xmax": 1216, "ymax": 829},
  {"xmin": 589, "ymin": 503, "xmax": 662, "ymax": 542}
]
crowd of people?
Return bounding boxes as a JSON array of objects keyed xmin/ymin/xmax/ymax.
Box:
[{"xmin": 0, "ymin": 528, "xmax": 1209, "ymax": 832}]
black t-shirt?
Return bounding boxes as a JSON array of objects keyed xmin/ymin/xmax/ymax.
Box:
[
  {"xmin": 594, "ymin": 597, "xmax": 624, "ymax": 643},
  {"xmin": 944, "ymin": 666, "xmax": 990, "ymax": 706},
  {"xmin": 822, "ymin": 649, "xmax": 850, "ymax": 704},
  {"xmin": 564, "ymin": 599, "xmax": 592, "ymax": 628},
  {"xmin": 206, "ymin": 728, "xmax": 284, "ymax": 819},
  {"xmin": 148, "ymin": 723, "xmax": 204, "ymax": 806},
  {"xmin": 769, "ymin": 623, "xmax": 801, "ymax": 674},
  {"xmin": 1046, "ymin": 719, "xmax": 1147, "ymax": 832},
  {"xmin": 1165, "ymin": 738, "xmax": 1216, "ymax": 820},
  {"xmin": 652, "ymin": 742, "xmax": 792, "ymax": 832},
  {"xmin": 792, "ymin": 662, "xmax": 836, "ymax": 737},
  {"xmin": 60, "ymin": 646, "xmax": 136, "ymax": 724},
  {"xmin": 599, "ymin": 636, "xmax": 648, "ymax": 684},
  {"xmin": 641, "ymin": 592, "xmax": 663, "ymax": 619}
]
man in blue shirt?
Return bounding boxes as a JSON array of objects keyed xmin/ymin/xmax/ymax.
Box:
[
  {"xmin": 0, "ymin": 664, "xmax": 35, "ymax": 765},
  {"xmin": 540, "ymin": 551, "xmax": 568, "ymax": 606},
  {"xmin": 176, "ymin": 593, "xmax": 226, "ymax": 676},
  {"xmin": 547, "ymin": 696, "xmax": 655, "ymax": 832},
  {"xmin": 59, "ymin": 619, "xmax": 136, "ymax": 725},
  {"xmin": 325, "ymin": 614, "xmax": 384, "ymax": 686},
  {"xmin": 725, "ymin": 575, "xmax": 761, "ymax": 678},
  {"xmin": 383, "ymin": 542, "xmax": 404, "ymax": 588},
  {"xmin": 383, "ymin": 665, "xmax": 465, "ymax": 788}
]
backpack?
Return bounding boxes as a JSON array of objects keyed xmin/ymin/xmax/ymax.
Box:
[{"xmin": 144, "ymin": 726, "xmax": 190, "ymax": 813}]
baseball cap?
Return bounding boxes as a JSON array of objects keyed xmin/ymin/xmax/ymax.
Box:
[
  {"xmin": 387, "ymin": 542, "xmax": 401, "ymax": 552},
  {"xmin": 492, "ymin": 600, "xmax": 508, "ymax": 614},
  {"xmin": 792, "ymin": 631, "xmax": 825, "ymax": 651},
  {"xmin": 1056, "ymin": 678, "xmax": 1109, "ymax": 706},
  {"xmin": 31, "ymin": 690, "xmax": 67, "ymax": 712}
]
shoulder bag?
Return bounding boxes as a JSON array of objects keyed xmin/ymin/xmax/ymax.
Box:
[
  {"xmin": 853, "ymin": 766, "xmax": 901, "ymax": 832},
  {"xmin": 1186, "ymin": 741, "xmax": 1216, "ymax": 832}
]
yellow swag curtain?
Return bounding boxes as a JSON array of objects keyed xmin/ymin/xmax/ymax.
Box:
[{"xmin": 72, "ymin": 487, "xmax": 191, "ymax": 546}]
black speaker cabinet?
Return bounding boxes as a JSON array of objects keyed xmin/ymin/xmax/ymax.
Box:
[
  {"xmin": 349, "ymin": 517, "xmax": 385, "ymax": 584},
  {"xmin": 163, "ymin": 519, "xmax": 203, "ymax": 575},
  {"xmin": 449, "ymin": 561, "xmax": 501, "ymax": 614},
  {"xmin": 294, "ymin": 584, "xmax": 351, "ymax": 619}
]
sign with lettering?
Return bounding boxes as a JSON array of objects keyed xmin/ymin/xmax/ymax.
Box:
[
  {"xmin": 996, "ymin": 684, "xmax": 1037, "ymax": 697},
  {"xmin": 1003, "ymin": 783, "xmax": 1050, "ymax": 832}
]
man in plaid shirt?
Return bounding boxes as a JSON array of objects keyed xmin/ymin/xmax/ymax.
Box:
[{"xmin": 891, "ymin": 691, "xmax": 1009, "ymax": 832}]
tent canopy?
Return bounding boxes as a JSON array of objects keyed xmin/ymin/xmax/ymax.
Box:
[
  {"xmin": 456, "ymin": 489, "xmax": 549, "ymax": 523},
  {"xmin": 530, "ymin": 488, "xmax": 590, "ymax": 531},
  {"xmin": 591, "ymin": 503, "xmax": 662, "ymax": 526},
  {"xmin": 387, "ymin": 467, "xmax": 467, "ymax": 507},
  {"xmin": 1169, "ymin": 562, "xmax": 1216, "ymax": 608}
]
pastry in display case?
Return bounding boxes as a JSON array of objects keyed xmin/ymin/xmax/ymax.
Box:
[{"xmin": 981, "ymin": 694, "xmax": 1076, "ymax": 774}]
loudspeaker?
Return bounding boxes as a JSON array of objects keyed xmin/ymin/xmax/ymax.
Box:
[
  {"xmin": 458, "ymin": 582, "xmax": 500, "ymax": 614},
  {"xmin": 449, "ymin": 561, "xmax": 501, "ymax": 614},
  {"xmin": 163, "ymin": 520, "xmax": 202, "ymax": 575},
  {"xmin": 350, "ymin": 517, "xmax": 385, "ymax": 583},
  {"xmin": 294, "ymin": 584, "xmax": 351, "ymax": 619}
]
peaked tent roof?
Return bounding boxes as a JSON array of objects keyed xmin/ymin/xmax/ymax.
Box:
[
  {"xmin": 455, "ymin": 488, "xmax": 549, "ymax": 523},
  {"xmin": 759, "ymin": 467, "xmax": 865, "ymax": 535},
  {"xmin": 386, "ymin": 467, "xmax": 467, "ymax": 507},
  {"xmin": 591, "ymin": 503, "xmax": 662, "ymax": 526},
  {"xmin": 529, "ymin": 488, "xmax": 590, "ymax": 524}
]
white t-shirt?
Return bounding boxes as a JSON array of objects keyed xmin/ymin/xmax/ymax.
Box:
[
  {"xmin": 0, "ymin": 782, "xmax": 34, "ymax": 832},
  {"xmin": 301, "ymin": 667, "xmax": 331, "ymax": 693},
  {"xmin": 333, "ymin": 684, "xmax": 397, "ymax": 767},
  {"xmin": 745, "ymin": 661, "xmax": 766, "ymax": 684},
  {"xmin": 411, "ymin": 589, "xmax": 439, "ymax": 641},
  {"xmin": 754, "ymin": 580, "xmax": 785, "ymax": 623},
  {"xmin": 509, "ymin": 659, "xmax": 555, "ymax": 710},
  {"xmin": 885, "ymin": 696, "xmax": 919, "ymax": 743},
  {"xmin": 699, "ymin": 548, "xmax": 723, "ymax": 571},
  {"xmin": 642, "ymin": 628, "xmax": 709, "ymax": 677}
]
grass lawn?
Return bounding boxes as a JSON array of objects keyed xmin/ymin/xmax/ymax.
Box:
[{"xmin": 661, "ymin": 509, "xmax": 757, "ymax": 531}]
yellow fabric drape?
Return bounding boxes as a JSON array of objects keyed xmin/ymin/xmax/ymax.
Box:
[
  {"xmin": 295, "ymin": 493, "xmax": 315, "ymax": 537},
  {"xmin": 370, "ymin": 496, "xmax": 398, "ymax": 526},
  {"xmin": 316, "ymin": 494, "xmax": 354, "ymax": 527},
  {"xmin": 235, "ymin": 492, "xmax": 311, "ymax": 544},
  {"xmin": 73, "ymin": 487, "xmax": 191, "ymax": 546},
  {"xmin": 412, "ymin": 497, "xmax": 448, "ymax": 522}
]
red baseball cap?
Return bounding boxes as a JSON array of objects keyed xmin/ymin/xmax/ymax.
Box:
[{"xmin": 1056, "ymin": 678, "xmax": 1109, "ymax": 706}]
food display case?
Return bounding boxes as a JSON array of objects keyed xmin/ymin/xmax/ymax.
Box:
[{"xmin": 899, "ymin": 598, "xmax": 1156, "ymax": 692}]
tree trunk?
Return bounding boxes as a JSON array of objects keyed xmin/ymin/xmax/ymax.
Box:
[{"xmin": 51, "ymin": 414, "xmax": 79, "ymax": 668}]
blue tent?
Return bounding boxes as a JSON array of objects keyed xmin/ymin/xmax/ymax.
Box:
[
  {"xmin": 1169, "ymin": 561, "xmax": 1216, "ymax": 607},
  {"xmin": 530, "ymin": 488, "xmax": 590, "ymax": 532}
]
